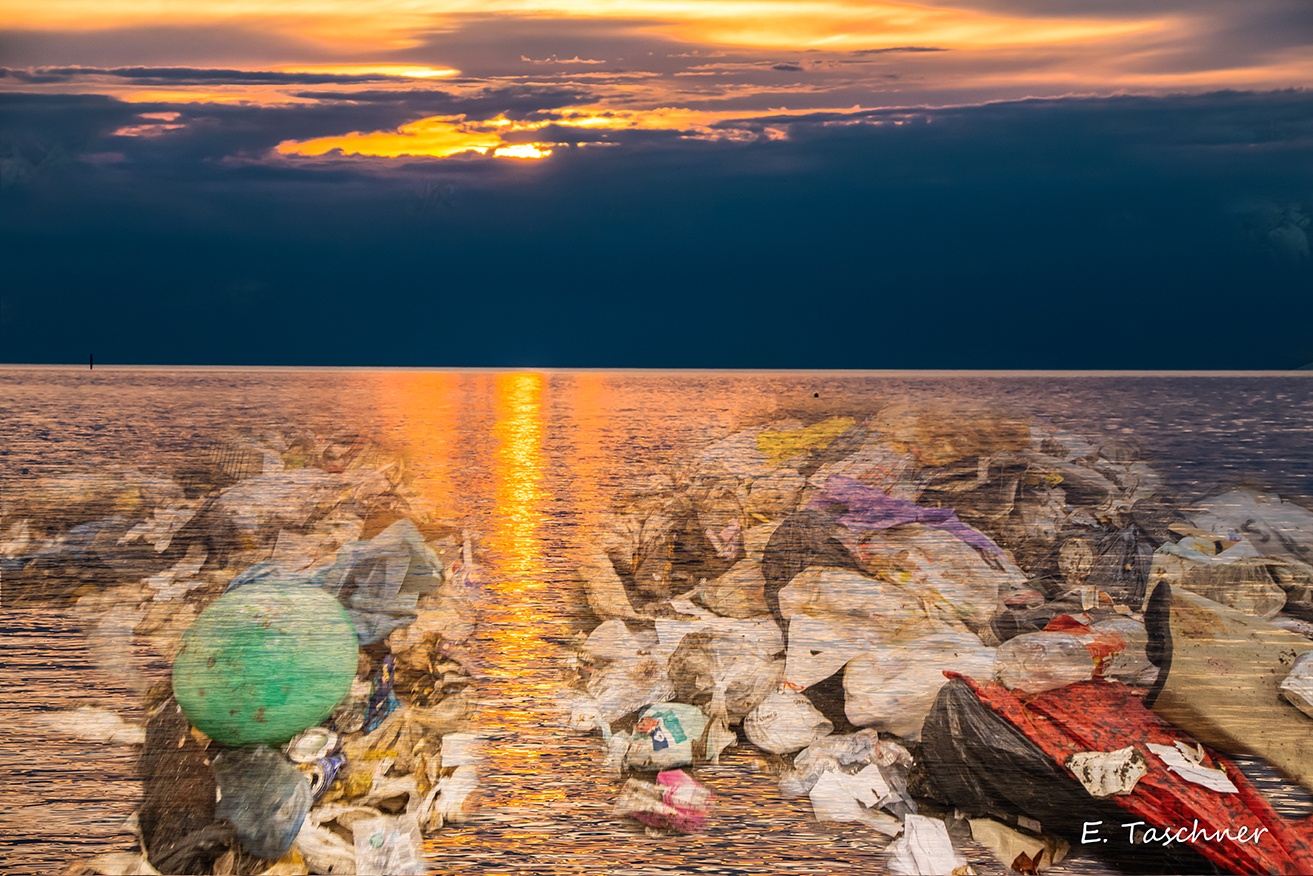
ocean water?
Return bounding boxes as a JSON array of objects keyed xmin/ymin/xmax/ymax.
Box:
[{"xmin": 3, "ymin": 368, "xmax": 1313, "ymax": 876}]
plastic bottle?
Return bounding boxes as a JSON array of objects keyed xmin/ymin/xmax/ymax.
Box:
[
  {"xmin": 994, "ymin": 632, "xmax": 1097, "ymax": 693},
  {"xmin": 1092, "ymin": 616, "xmax": 1151, "ymax": 681}
]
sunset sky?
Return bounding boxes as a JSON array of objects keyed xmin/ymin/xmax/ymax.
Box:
[{"xmin": 2, "ymin": 1, "xmax": 1311, "ymax": 367}]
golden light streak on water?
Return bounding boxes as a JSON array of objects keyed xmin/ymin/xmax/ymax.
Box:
[
  {"xmin": 491, "ymin": 372, "xmax": 545, "ymax": 594},
  {"xmin": 482, "ymin": 371, "xmax": 570, "ymax": 808}
]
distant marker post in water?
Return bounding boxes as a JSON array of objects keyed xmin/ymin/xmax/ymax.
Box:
[{"xmin": 90, "ymin": 353, "xmax": 94, "ymax": 370}]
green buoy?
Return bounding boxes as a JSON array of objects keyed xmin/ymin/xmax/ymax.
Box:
[{"xmin": 172, "ymin": 583, "xmax": 358, "ymax": 746}]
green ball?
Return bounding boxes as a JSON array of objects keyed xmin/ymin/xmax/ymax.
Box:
[{"xmin": 172, "ymin": 583, "xmax": 358, "ymax": 746}]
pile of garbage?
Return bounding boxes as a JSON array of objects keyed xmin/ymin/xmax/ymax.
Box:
[
  {"xmin": 2, "ymin": 432, "xmax": 482, "ymax": 876},
  {"xmin": 567, "ymin": 406, "xmax": 1313, "ymax": 874}
]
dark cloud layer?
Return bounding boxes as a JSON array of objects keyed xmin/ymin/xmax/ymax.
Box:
[{"xmin": 2, "ymin": 90, "xmax": 1311, "ymax": 368}]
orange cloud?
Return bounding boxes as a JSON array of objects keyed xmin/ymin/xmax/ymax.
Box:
[
  {"xmin": 3, "ymin": 1, "xmax": 1161, "ymax": 55},
  {"xmin": 278, "ymin": 114, "xmax": 544, "ymax": 159}
]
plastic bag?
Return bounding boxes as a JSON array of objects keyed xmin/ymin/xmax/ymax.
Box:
[
  {"xmin": 695, "ymin": 560, "xmax": 770, "ymax": 619},
  {"xmin": 761, "ymin": 511, "xmax": 864, "ymax": 628},
  {"xmin": 1085, "ymin": 525, "xmax": 1155, "ymax": 607},
  {"xmin": 226, "ymin": 519, "xmax": 444, "ymax": 646},
  {"xmin": 745, "ymin": 469, "xmax": 807, "ymax": 518},
  {"xmin": 778, "ymin": 568, "xmax": 953, "ymax": 645},
  {"xmin": 352, "ymin": 814, "xmax": 424, "ymax": 876},
  {"xmin": 844, "ymin": 630, "xmax": 996, "ymax": 740},
  {"xmin": 320, "ymin": 519, "xmax": 446, "ymax": 644},
  {"xmin": 580, "ymin": 542, "xmax": 651, "ymax": 621},
  {"xmin": 614, "ymin": 770, "xmax": 714, "ymax": 834},
  {"xmin": 757, "ymin": 417, "xmax": 856, "ymax": 465},
  {"xmin": 780, "ymin": 730, "xmax": 884, "ymax": 797},
  {"xmin": 886, "ymin": 815, "xmax": 972, "ymax": 876},
  {"xmin": 1150, "ymin": 537, "xmax": 1286, "ymax": 619},
  {"xmin": 992, "ymin": 620, "xmax": 1127, "ymax": 693},
  {"xmin": 743, "ymin": 690, "xmax": 833, "ymax": 754},
  {"xmin": 583, "ymin": 619, "xmax": 658, "ymax": 661},
  {"xmin": 783, "ymin": 614, "xmax": 871, "ymax": 691},
  {"xmin": 654, "ymin": 597, "xmax": 784, "ymax": 660},
  {"xmin": 918, "ymin": 677, "xmax": 1218, "ymax": 874},
  {"xmin": 1190, "ymin": 489, "xmax": 1313, "ymax": 563},
  {"xmin": 625, "ymin": 703, "xmax": 709, "ymax": 770},
  {"xmin": 214, "ymin": 468, "xmax": 347, "ymax": 548},
  {"xmin": 808, "ymin": 767, "xmax": 902, "ymax": 834},
  {"xmin": 845, "ymin": 524, "xmax": 1023, "ymax": 638},
  {"xmin": 812, "ymin": 475, "xmax": 1006, "ymax": 558},
  {"xmin": 666, "ymin": 630, "xmax": 782, "ymax": 723},
  {"xmin": 212, "ymin": 746, "xmax": 313, "ymax": 861},
  {"xmin": 874, "ymin": 405, "xmax": 1031, "ymax": 468},
  {"xmin": 586, "ymin": 655, "xmax": 674, "ymax": 725}
]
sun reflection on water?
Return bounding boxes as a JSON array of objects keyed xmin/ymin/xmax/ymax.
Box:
[{"xmin": 481, "ymin": 371, "xmax": 572, "ymax": 808}]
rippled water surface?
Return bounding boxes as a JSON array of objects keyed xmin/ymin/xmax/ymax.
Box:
[{"xmin": 4, "ymin": 368, "xmax": 1313, "ymax": 876}]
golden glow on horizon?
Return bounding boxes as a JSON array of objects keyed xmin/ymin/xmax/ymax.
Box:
[
  {"xmin": 274, "ymin": 103, "xmax": 862, "ymax": 160},
  {"xmin": 277, "ymin": 64, "xmax": 460, "ymax": 78},
  {"xmin": 119, "ymin": 88, "xmax": 315, "ymax": 104},
  {"xmin": 278, "ymin": 115, "xmax": 502, "ymax": 158},
  {"xmin": 111, "ymin": 121, "xmax": 185, "ymax": 136},
  {"xmin": 494, "ymin": 143, "xmax": 553, "ymax": 159}
]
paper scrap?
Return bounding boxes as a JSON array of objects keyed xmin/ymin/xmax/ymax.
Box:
[
  {"xmin": 843, "ymin": 764, "xmax": 893, "ymax": 807},
  {"xmin": 1280, "ymin": 652, "xmax": 1313, "ymax": 720},
  {"xmin": 1147, "ymin": 742, "xmax": 1237, "ymax": 793},
  {"xmin": 1064, "ymin": 747, "xmax": 1148, "ymax": 797},
  {"xmin": 887, "ymin": 814, "xmax": 975, "ymax": 876},
  {"xmin": 969, "ymin": 818, "xmax": 1069, "ymax": 874},
  {"xmin": 809, "ymin": 770, "xmax": 864, "ymax": 823}
]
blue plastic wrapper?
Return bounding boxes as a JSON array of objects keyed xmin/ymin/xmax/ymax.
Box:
[{"xmin": 365, "ymin": 654, "xmax": 399, "ymax": 733}]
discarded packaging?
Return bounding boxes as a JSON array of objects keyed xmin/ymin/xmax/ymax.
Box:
[
  {"xmin": 1280, "ymin": 651, "xmax": 1313, "ymax": 719},
  {"xmin": 626, "ymin": 703, "xmax": 709, "ymax": 770},
  {"xmin": 743, "ymin": 689, "xmax": 832, "ymax": 755},
  {"xmin": 352, "ymin": 814, "xmax": 425, "ymax": 876},
  {"xmin": 667, "ymin": 630, "xmax": 782, "ymax": 723},
  {"xmin": 1145, "ymin": 741, "xmax": 1238, "ymax": 793},
  {"xmin": 287, "ymin": 728, "xmax": 342, "ymax": 764},
  {"xmin": 34, "ymin": 707, "xmax": 145, "ymax": 746},
  {"xmin": 885, "ymin": 814, "xmax": 974, "ymax": 876},
  {"xmin": 588, "ymin": 656, "xmax": 675, "ymax": 726},
  {"xmin": 844, "ymin": 630, "xmax": 995, "ymax": 740},
  {"xmin": 806, "ymin": 767, "xmax": 903, "ymax": 834},
  {"xmin": 1063, "ymin": 747, "xmax": 1148, "ymax": 797},
  {"xmin": 967, "ymin": 818, "xmax": 1068, "ymax": 874},
  {"xmin": 213, "ymin": 746, "xmax": 314, "ymax": 861},
  {"xmin": 613, "ymin": 770, "xmax": 714, "ymax": 833}
]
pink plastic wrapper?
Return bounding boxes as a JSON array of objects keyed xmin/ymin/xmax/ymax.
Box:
[{"xmin": 614, "ymin": 770, "xmax": 713, "ymax": 833}]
